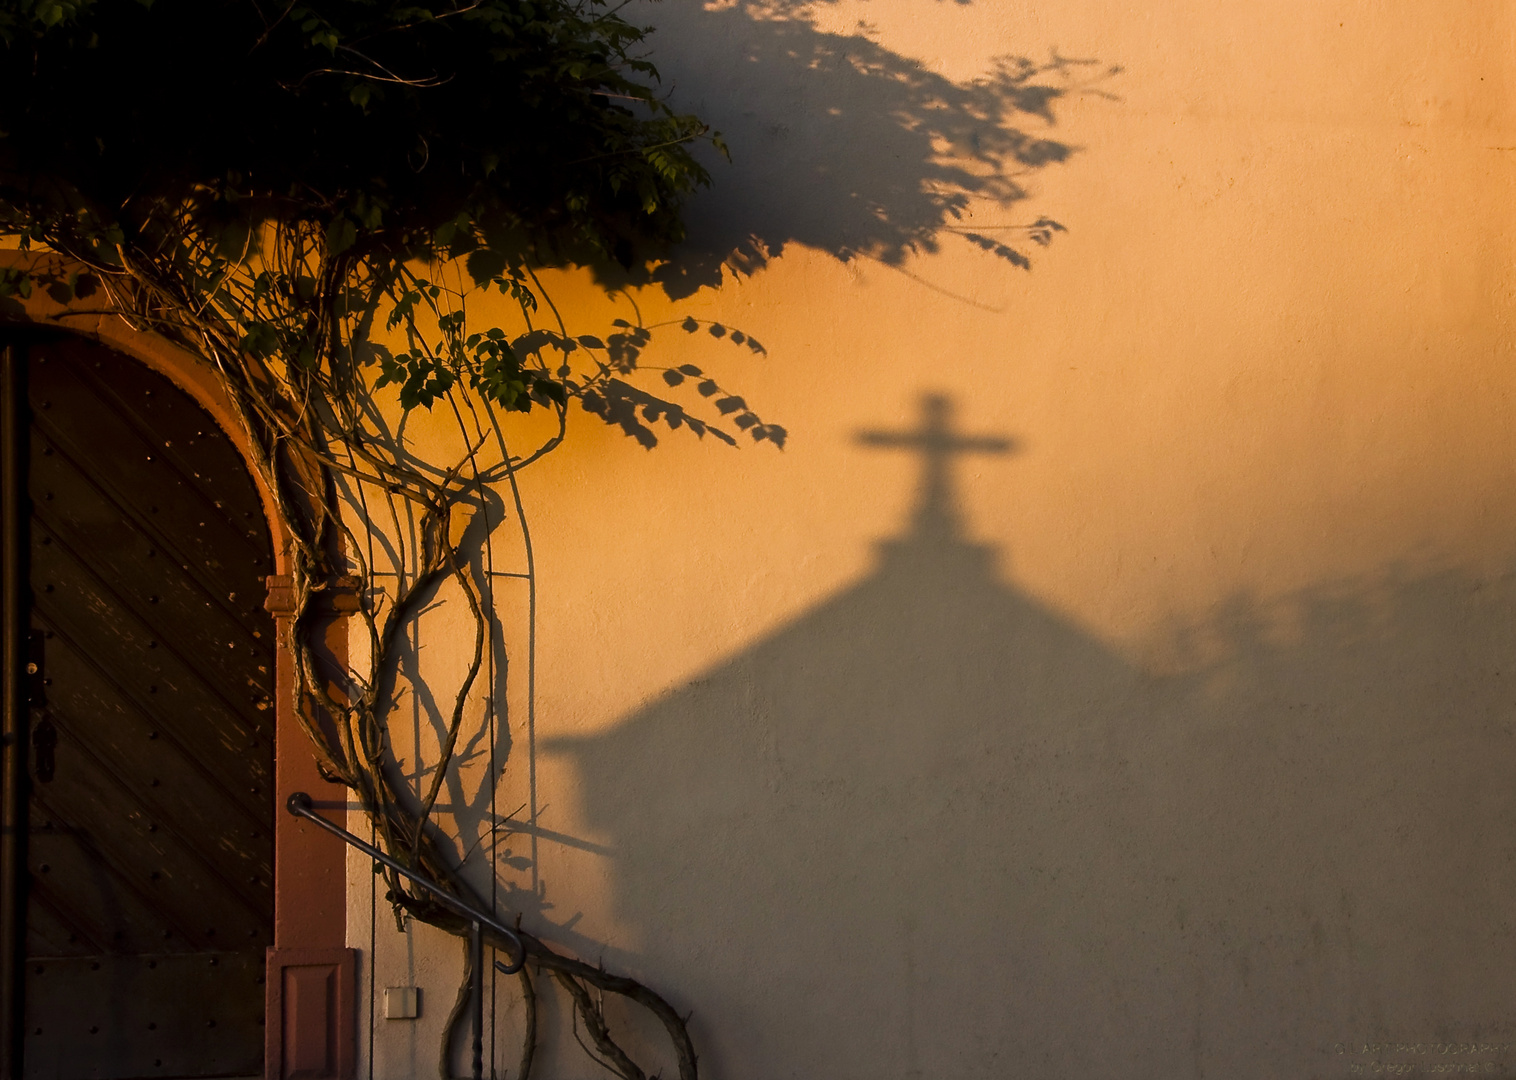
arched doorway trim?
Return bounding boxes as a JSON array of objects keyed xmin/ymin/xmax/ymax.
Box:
[{"xmin": 0, "ymin": 251, "xmax": 354, "ymax": 1080}]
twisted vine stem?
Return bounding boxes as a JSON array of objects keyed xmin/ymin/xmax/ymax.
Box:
[{"xmin": 6, "ymin": 229, "xmax": 725, "ymax": 1079}]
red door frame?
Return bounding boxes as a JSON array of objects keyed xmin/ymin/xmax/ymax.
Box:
[{"xmin": 0, "ymin": 252, "xmax": 355, "ymax": 1080}]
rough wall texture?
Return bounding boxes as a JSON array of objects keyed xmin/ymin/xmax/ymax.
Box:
[{"xmin": 350, "ymin": 2, "xmax": 1516, "ymax": 1077}]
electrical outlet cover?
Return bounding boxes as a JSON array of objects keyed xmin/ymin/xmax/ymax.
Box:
[{"xmin": 383, "ymin": 987, "xmax": 419, "ymax": 1020}]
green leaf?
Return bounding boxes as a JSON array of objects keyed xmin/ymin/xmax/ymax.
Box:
[
  {"xmin": 0, "ymin": 269, "xmax": 32, "ymax": 300},
  {"xmin": 239, "ymin": 321, "xmax": 280, "ymax": 360},
  {"xmin": 326, "ymin": 216, "xmax": 358, "ymax": 257}
]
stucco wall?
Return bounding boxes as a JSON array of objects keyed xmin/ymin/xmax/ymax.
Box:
[{"xmin": 350, "ymin": 2, "xmax": 1516, "ymax": 1077}]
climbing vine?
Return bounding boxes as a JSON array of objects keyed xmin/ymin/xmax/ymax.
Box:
[{"xmin": 0, "ymin": 0, "xmax": 785, "ymax": 1075}]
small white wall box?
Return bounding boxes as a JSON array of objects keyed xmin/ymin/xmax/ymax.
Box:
[{"xmin": 384, "ymin": 987, "xmax": 420, "ymax": 1020}]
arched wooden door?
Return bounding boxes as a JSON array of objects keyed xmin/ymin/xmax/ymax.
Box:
[{"xmin": 4, "ymin": 331, "xmax": 276, "ymax": 1079}]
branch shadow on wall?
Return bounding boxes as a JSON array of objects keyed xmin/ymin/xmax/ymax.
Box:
[
  {"xmin": 548, "ymin": 391, "xmax": 1516, "ymax": 1079},
  {"xmin": 607, "ymin": 0, "xmax": 1120, "ymax": 299}
]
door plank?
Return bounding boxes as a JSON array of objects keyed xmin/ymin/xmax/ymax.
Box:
[{"xmin": 19, "ymin": 336, "xmax": 275, "ymax": 1080}]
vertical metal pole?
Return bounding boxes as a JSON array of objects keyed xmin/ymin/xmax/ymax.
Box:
[
  {"xmin": 469, "ymin": 920, "xmax": 483, "ymax": 1080},
  {"xmin": 0, "ymin": 340, "xmax": 27, "ymax": 1080}
]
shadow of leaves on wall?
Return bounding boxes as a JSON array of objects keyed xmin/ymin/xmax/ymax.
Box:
[{"xmin": 624, "ymin": 0, "xmax": 1120, "ymax": 297}]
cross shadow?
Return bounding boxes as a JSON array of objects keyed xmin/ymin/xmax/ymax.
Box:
[{"xmin": 547, "ymin": 392, "xmax": 1516, "ymax": 1078}]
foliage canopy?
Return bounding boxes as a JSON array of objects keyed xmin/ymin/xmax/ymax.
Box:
[
  {"xmin": 1, "ymin": 0, "xmax": 716, "ymax": 263},
  {"xmin": 0, "ymin": 0, "xmax": 751, "ymax": 416},
  {"xmin": 0, "ymin": 2, "xmax": 773, "ymax": 1077}
]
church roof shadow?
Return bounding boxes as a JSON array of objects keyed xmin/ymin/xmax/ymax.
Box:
[{"xmin": 546, "ymin": 394, "xmax": 1516, "ymax": 1079}]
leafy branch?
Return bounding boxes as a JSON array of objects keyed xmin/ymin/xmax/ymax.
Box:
[{"xmin": 0, "ymin": 1, "xmax": 781, "ymax": 1076}]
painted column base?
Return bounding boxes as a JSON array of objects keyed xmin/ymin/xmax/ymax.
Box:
[{"xmin": 265, "ymin": 948, "xmax": 357, "ymax": 1080}]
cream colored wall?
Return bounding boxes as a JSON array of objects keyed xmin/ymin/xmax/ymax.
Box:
[{"xmin": 352, "ymin": 1, "xmax": 1516, "ymax": 1077}]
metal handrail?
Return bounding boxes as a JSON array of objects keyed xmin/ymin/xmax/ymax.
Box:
[
  {"xmin": 286, "ymin": 792, "xmax": 526, "ymax": 968},
  {"xmin": 286, "ymin": 792, "xmax": 527, "ymax": 1080}
]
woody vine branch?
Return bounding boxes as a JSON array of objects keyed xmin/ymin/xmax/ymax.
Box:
[{"xmin": 0, "ymin": 2, "xmax": 798, "ymax": 1072}]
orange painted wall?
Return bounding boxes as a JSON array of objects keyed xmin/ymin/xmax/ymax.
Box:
[{"xmin": 350, "ymin": 2, "xmax": 1516, "ymax": 1078}]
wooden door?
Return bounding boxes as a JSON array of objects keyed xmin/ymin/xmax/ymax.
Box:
[{"xmin": 7, "ymin": 333, "xmax": 275, "ymax": 1079}]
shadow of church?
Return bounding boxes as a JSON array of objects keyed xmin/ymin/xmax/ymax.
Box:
[{"xmin": 549, "ymin": 394, "xmax": 1516, "ymax": 1080}]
